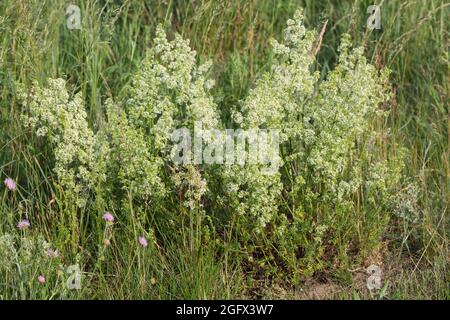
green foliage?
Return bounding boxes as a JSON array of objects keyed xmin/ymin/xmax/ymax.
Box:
[
  {"xmin": 0, "ymin": 0, "xmax": 447, "ymax": 299},
  {"xmin": 0, "ymin": 233, "xmax": 81, "ymax": 299},
  {"xmin": 218, "ymin": 10, "xmax": 404, "ymax": 280},
  {"xmin": 16, "ymin": 9, "xmax": 404, "ymax": 284}
]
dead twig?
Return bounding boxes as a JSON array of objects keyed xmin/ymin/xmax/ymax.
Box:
[{"xmin": 312, "ymin": 20, "xmax": 328, "ymax": 57}]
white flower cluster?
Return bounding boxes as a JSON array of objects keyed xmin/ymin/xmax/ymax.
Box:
[
  {"xmin": 223, "ymin": 10, "xmax": 319, "ymax": 234},
  {"xmin": 171, "ymin": 165, "xmax": 207, "ymax": 210},
  {"xmin": 20, "ymin": 26, "xmax": 220, "ymax": 210},
  {"xmin": 126, "ymin": 25, "xmax": 219, "ymax": 153},
  {"xmin": 122, "ymin": 25, "xmax": 221, "ymax": 210},
  {"xmin": 224, "ymin": 9, "xmax": 394, "ymax": 239},
  {"xmin": 17, "ymin": 10, "xmax": 404, "ymax": 276},
  {"xmin": 19, "ymin": 79, "xmax": 108, "ymax": 207},
  {"xmin": 104, "ymin": 99, "xmax": 165, "ymax": 201},
  {"xmin": 391, "ymin": 183, "xmax": 421, "ymax": 223}
]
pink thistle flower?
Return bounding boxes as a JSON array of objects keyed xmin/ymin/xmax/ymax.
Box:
[
  {"xmin": 46, "ymin": 249, "xmax": 59, "ymax": 258},
  {"xmin": 4, "ymin": 178, "xmax": 16, "ymax": 191},
  {"xmin": 17, "ymin": 219, "xmax": 30, "ymax": 230},
  {"xmin": 102, "ymin": 212, "xmax": 114, "ymax": 223},
  {"xmin": 38, "ymin": 275, "xmax": 46, "ymax": 284},
  {"xmin": 103, "ymin": 239, "xmax": 111, "ymax": 246},
  {"xmin": 138, "ymin": 236, "xmax": 148, "ymax": 247}
]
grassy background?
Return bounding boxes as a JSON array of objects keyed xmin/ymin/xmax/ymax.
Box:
[{"xmin": 0, "ymin": 0, "xmax": 448, "ymax": 299}]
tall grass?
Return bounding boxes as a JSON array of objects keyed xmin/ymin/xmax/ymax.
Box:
[{"xmin": 0, "ymin": 0, "xmax": 448, "ymax": 299}]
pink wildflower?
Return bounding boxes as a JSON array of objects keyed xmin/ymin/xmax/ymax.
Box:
[
  {"xmin": 102, "ymin": 212, "xmax": 114, "ymax": 223},
  {"xmin": 17, "ymin": 219, "xmax": 30, "ymax": 229},
  {"xmin": 46, "ymin": 249, "xmax": 59, "ymax": 258},
  {"xmin": 38, "ymin": 275, "xmax": 46, "ymax": 284},
  {"xmin": 4, "ymin": 178, "xmax": 16, "ymax": 191},
  {"xmin": 138, "ymin": 236, "xmax": 148, "ymax": 247}
]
